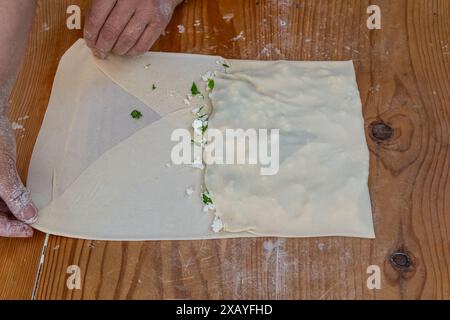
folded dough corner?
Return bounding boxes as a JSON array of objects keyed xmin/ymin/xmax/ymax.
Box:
[{"xmin": 28, "ymin": 39, "xmax": 375, "ymax": 240}]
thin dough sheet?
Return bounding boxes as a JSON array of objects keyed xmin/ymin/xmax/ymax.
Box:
[
  {"xmin": 206, "ymin": 60, "xmax": 374, "ymax": 238},
  {"xmin": 28, "ymin": 39, "xmax": 374, "ymax": 240}
]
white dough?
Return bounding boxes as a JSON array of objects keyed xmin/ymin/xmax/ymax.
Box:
[
  {"xmin": 206, "ymin": 60, "xmax": 374, "ymax": 238},
  {"xmin": 28, "ymin": 39, "xmax": 374, "ymax": 240}
]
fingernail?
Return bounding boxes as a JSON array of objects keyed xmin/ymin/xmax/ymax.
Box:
[{"xmin": 18, "ymin": 203, "xmax": 38, "ymax": 224}]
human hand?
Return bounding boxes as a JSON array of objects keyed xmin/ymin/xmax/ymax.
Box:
[
  {"xmin": 0, "ymin": 109, "xmax": 37, "ymax": 237},
  {"xmin": 84, "ymin": 0, "xmax": 183, "ymax": 59}
]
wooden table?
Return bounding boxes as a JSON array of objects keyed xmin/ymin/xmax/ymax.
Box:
[{"xmin": 1, "ymin": 0, "xmax": 449, "ymax": 300}]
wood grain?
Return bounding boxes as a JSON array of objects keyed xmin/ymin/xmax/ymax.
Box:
[{"xmin": 3, "ymin": 0, "xmax": 448, "ymax": 300}]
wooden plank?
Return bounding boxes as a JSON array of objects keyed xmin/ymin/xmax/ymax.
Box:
[
  {"xmin": 32, "ymin": 0, "xmax": 450, "ymax": 299},
  {"xmin": 0, "ymin": 0, "xmax": 89, "ymax": 299}
]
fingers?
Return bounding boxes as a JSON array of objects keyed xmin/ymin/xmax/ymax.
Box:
[
  {"xmin": 112, "ymin": 14, "xmax": 148, "ymax": 56},
  {"xmin": 0, "ymin": 155, "xmax": 38, "ymax": 224},
  {"xmin": 126, "ymin": 23, "xmax": 163, "ymax": 57},
  {"xmin": 93, "ymin": 1, "xmax": 136, "ymax": 58},
  {"xmin": 84, "ymin": 0, "xmax": 118, "ymax": 52},
  {"xmin": 84, "ymin": 0, "xmax": 178, "ymax": 58},
  {"xmin": 0, "ymin": 213, "xmax": 33, "ymax": 238}
]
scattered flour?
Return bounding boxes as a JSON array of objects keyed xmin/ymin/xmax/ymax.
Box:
[
  {"xmin": 262, "ymin": 239, "xmax": 294, "ymax": 298},
  {"xmin": 223, "ymin": 13, "xmax": 235, "ymax": 22},
  {"xmin": 263, "ymin": 239, "xmax": 285, "ymax": 260},
  {"xmin": 87, "ymin": 240, "xmax": 95, "ymax": 249},
  {"xmin": 177, "ymin": 25, "xmax": 185, "ymax": 34},
  {"xmin": 185, "ymin": 186, "xmax": 194, "ymax": 196},
  {"xmin": 42, "ymin": 23, "xmax": 50, "ymax": 32},
  {"xmin": 11, "ymin": 115, "xmax": 29, "ymax": 131},
  {"xmin": 11, "ymin": 122, "xmax": 24, "ymax": 131},
  {"xmin": 231, "ymin": 31, "xmax": 245, "ymax": 42},
  {"xmin": 260, "ymin": 44, "xmax": 282, "ymax": 58}
]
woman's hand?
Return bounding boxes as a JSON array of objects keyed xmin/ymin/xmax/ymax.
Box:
[
  {"xmin": 0, "ymin": 111, "xmax": 37, "ymax": 237},
  {"xmin": 84, "ymin": 0, "xmax": 183, "ymax": 58},
  {"xmin": 0, "ymin": 0, "xmax": 38, "ymax": 237}
]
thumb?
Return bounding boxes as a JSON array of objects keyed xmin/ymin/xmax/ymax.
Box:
[{"xmin": 0, "ymin": 155, "xmax": 38, "ymax": 224}]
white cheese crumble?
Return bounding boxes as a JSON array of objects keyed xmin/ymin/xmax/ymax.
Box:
[
  {"xmin": 203, "ymin": 203, "xmax": 216, "ymax": 212},
  {"xmin": 201, "ymin": 71, "xmax": 215, "ymax": 82},
  {"xmin": 211, "ymin": 216, "xmax": 224, "ymax": 233},
  {"xmin": 185, "ymin": 186, "xmax": 194, "ymax": 196},
  {"xmin": 192, "ymin": 157, "xmax": 205, "ymax": 170},
  {"xmin": 192, "ymin": 119, "xmax": 204, "ymax": 134}
]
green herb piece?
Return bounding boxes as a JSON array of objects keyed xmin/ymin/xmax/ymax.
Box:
[
  {"xmin": 222, "ymin": 63, "xmax": 230, "ymax": 68},
  {"xmin": 207, "ymin": 79, "xmax": 215, "ymax": 91},
  {"xmin": 152, "ymin": 84, "xmax": 157, "ymax": 91},
  {"xmin": 131, "ymin": 110, "xmax": 143, "ymax": 119},
  {"xmin": 202, "ymin": 192, "xmax": 213, "ymax": 205},
  {"xmin": 194, "ymin": 106, "xmax": 207, "ymax": 117},
  {"xmin": 191, "ymin": 82, "xmax": 201, "ymax": 95},
  {"xmin": 201, "ymin": 124, "xmax": 208, "ymax": 134}
]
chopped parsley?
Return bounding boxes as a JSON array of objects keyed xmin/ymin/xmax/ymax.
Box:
[
  {"xmin": 201, "ymin": 124, "xmax": 208, "ymax": 134},
  {"xmin": 131, "ymin": 110, "xmax": 143, "ymax": 119},
  {"xmin": 195, "ymin": 106, "xmax": 205, "ymax": 115},
  {"xmin": 207, "ymin": 79, "xmax": 215, "ymax": 91},
  {"xmin": 222, "ymin": 63, "xmax": 230, "ymax": 68},
  {"xmin": 191, "ymin": 82, "xmax": 201, "ymax": 96},
  {"xmin": 152, "ymin": 84, "xmax": 157, "ymax": 91},
  {"xmin": 202, "ymin": 192, "xmax": 213, "ymax": 205}
]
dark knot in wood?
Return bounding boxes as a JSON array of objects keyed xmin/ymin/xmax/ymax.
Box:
[
  {"xmin": 390, "ymin": 251, "xmax": 412, "ymax": 270},
  {"xmin": 370, "ymin": 121, "xmax": 394, "ymax": 142}
]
